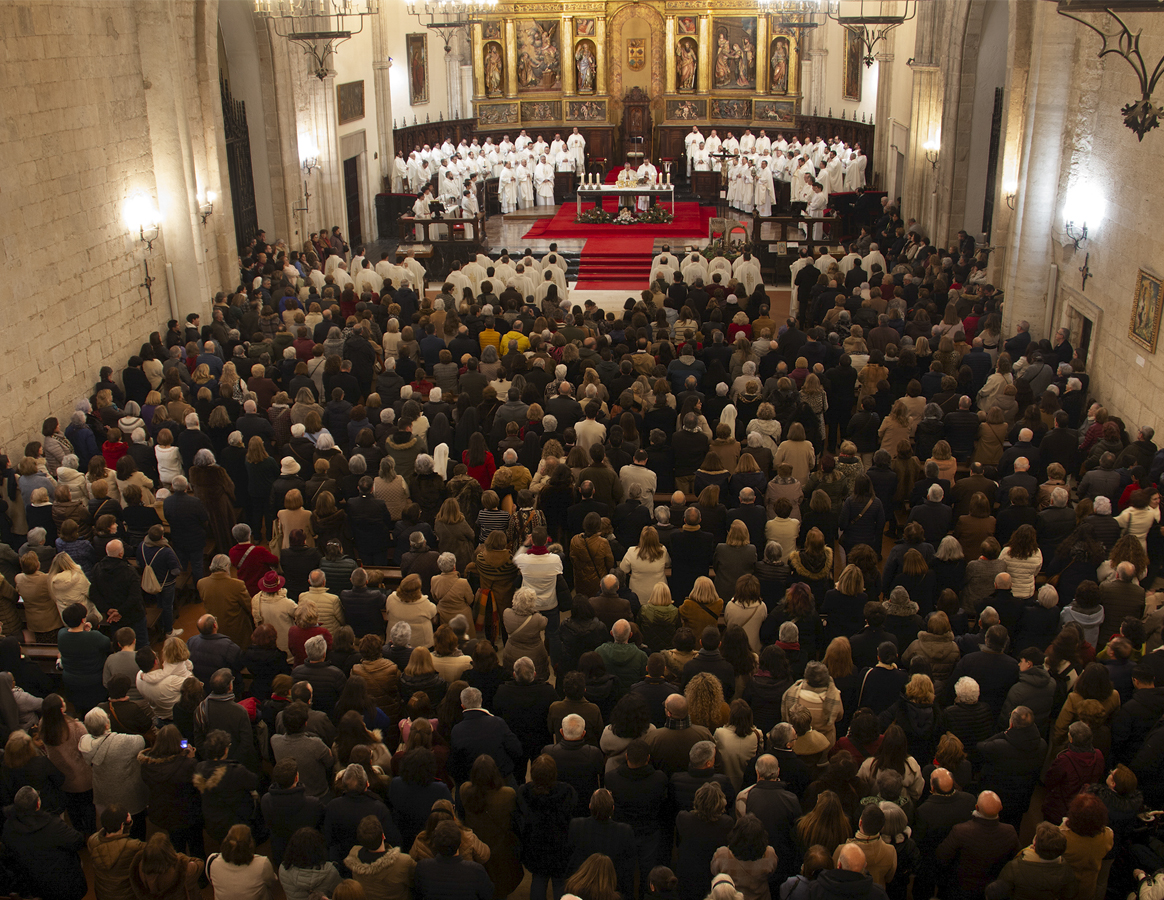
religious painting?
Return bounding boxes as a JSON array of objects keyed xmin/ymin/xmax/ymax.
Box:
[
  {"xmin": 667, "ymin": 98, "xmax": 706, "ymax": 121},
  {"xmin": 567, "ymin": 99, "xmax": 607, "ymax": 122},
  {"xmin": 516, "ymin": 20, "xmax": 561, "ymax": 93},
  {"xmin": 1130, "ymin": 269, "xmax": 1164, "ymax": 352},
  {"xmin": 482, "ymin": 20, "xmax": 501, "ymax": 40},
  {"xmin": 477, "ymin": 102, "xmax": 519, "ymax": 127},
  {"xmin": 406, "ymin": 34, "xmax": 429, "ymax": 105},
  {"xmin": 627, "ymin": 38, "xmax": 646, "ymax": 72},
  {"xmin": 483, "ymin": 42, "xmax": 505, "ymax": 97},
  {"xmin": 337, "ymin": 80, "xmax": 364, "ymax": 125},
  {"xmin": 711, "ymin": 98, "xmax": 751, "ymax": 120},
  {"xmin": 769, "ymin": 36, "xmax": 791, "ymax": 95},
  {"xmin": 754, "ymin": 99, "xmax": 796, "ymax": 124},
  {"xmin": 676, "ymin": 37, "xmax": 699, "ymax": 92},
  {"xmin": 575, "ymin": 39, "xmax": 597, "ymax": 93},
  {"xmin": 712, "ymin": 17, "xmax": 757, "ymax": 91},
  {"xmin": 677, "ymin": 15, "xmax": 698, "ymax": 35},
  {"xmin": 522, "ymin": 100, "xmax": 561, "ymax": 122},
  {"xmin": 843, "ymin": 27, "xmax": 863, "ymax": 101},
  {"xmin": 576, "ymin": 18, "xmax": 595, "ymax": 37}
]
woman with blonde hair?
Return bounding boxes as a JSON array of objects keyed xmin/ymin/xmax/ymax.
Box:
[
  {"xmin": 713, "ymin": 521, "xmax": 757, "ymax": 602},
  {"xmin": 565, "ymin": 852, "xmax": 621, "ymax": 900},
  {"xmin": 48, "ymin": 552, "xmax": 101, "ymax": 625},
  {"xmin": 638, "ymin": 583, "xmax": 680, "ymax": 653},
  {"xmin": 680, "ymin": 576, "xmax": 725, "ymax": 633},
  {"xmin": 686, "ymin": 671, "xmax": 730, "ymax": 730},
  {"xmin": 276, "ymin": 489, "xmax": 314, "ymax": 549},
  {"xmin": 619, "ymin": 525, "xmax": 671, "ymax": 602},
  {"xmin": 902, "ymin": 611, "xmax": 960, "ymax": 693},
  {"xmin": 398, "ymin": 647, "xmax": 447, "ymax": 705},
  {"xmin": 973, "ymin": 405, "xmax": 1010, "ymax": 466},
  {"xmin": 878, "ymin": 400, "xmax": 914, "ymax": 455},
  {"xmin": 501, "ymin": 586, "xmax": 550, "ymax": 680},
  {"xmin": 385, "ymin": 573, "xmax": 438, "ymax": 649}
]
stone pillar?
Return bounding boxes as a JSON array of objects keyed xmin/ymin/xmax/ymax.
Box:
[
  {"xmin": 595, "ymin": 18, "xmax": 608, "ymax": 96},
  {"xmin": 1000, "ymin": 4, "xmax": 1076, "ymax": 337},
  {"xmin": 371, "ymin": 4, "xmax": 395, "ymax": 187},
  {"xmin": 698, "ymin": 16, "xmax": 712, "ymax": 93},
  {"xmin": 666, "ymin": 16, "xmax": 677, "ymax": 94},
  {"xmin": 461, "ymin": 64, "xmax": 473, "ymax": 118},
  {"xmin": 135, "ymin": 0, "xmax": 213, "ymax": 317},
  {"xmin": 446, "ymin": 30, "xmax": 468, "ymax": 118},
  {"xmin": 310, "ymin": 71, "xmax": 344, "ymax": 237},
  {"xmin": 504, "ymin": 20, "xmax": 518, "ymax": 99},
  {"xmin": 872, "ymin": 29, "xmax": 895, "ymax": 189},
  {"xmin": 756, "ymin": 16, "xmax": 769, "ymax": 99},
  {"xmin": 562, "ymin": 17, "xmax": 576, "ymax": 96},
  {"xmin": 901, "ymin": 0, "xmax": 945, "ymax": 230}
]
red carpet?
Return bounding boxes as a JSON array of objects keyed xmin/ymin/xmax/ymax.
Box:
[
  {"xmin": 521, "ymin": 201, "xmax": 715, "ymax": 240},
  {"xmin": 575, "ymin": 236, "xmax": 656, "ymax": 290}
]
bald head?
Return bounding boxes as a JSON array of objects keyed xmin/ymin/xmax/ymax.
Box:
[
  {"xmin": 836, "ymin": 844, "xmax": 867, "ymax": 873},
  {"xmin": 976, "ymin": 791, "xmax": 1002, "ymax": 818},
  {"xmin": 930, "ymin": 767, "xmax": 954, "ymax": 793},
  {"xmin": 664, "ymin": 694, "xmax": 689, "ymax": 719},
  {"xmin": 612, "ymin": 619, "xmax": 632, "ymax": 643},
  {"xmin": 106, "ymin": 539, "xmax": 124, "ymax": 559}
]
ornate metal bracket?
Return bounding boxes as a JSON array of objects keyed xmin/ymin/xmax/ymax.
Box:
[{"xmin": 1057, "ymin": 2, "xmax": 1164, "ymax": 140}]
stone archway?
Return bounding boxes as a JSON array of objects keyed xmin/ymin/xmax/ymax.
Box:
[{"xmin": 608, "ymin": 2, "xmax": 665, "ymax": 114}]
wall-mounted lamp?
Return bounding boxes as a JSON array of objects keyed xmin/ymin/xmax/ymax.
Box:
[
  {"xmin": 923, "ymin": 139, "xmax": 939, "ymax": 171},
  {"xmin": 124, "ymin": 192, "xmax": 161, "ymax": 250},
  {"xmin": 1062, "ymin": 182, "xmax": 1106, "ymax": 253},
  {"xmin": 199, "ymin": 190, "xmax": 217, "ymax": 224},
  {"xmin": 301, "ymin": 136, "xmax": 320, "ymax": 176},
  {"xmin": 1003, "ymin": 179, "xmax": 1018, "ymax": 210}
]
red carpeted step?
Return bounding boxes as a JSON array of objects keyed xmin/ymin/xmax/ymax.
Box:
[
  {"xmin": 521, "ymin": 202, "xmax": 714, "ymax": 240},
  {"xmin": 574, "ymin": 236, "xmax": 656, "ymax": 290}
]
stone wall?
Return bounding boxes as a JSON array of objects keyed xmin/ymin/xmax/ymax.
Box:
[{"xmin": 0, "ymin": 0, "xmax": 228, "ymax": 454}]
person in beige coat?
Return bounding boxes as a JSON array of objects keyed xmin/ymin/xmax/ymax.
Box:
[
  {"xmin": 385, "ymin": 573, "xmax": 439, "ymax": 648},
  {"xmin": 197, "ymin": 556, "xmax": 256, "ymax": 650},
  {"xmin": 780, "ymin": 660, "xmax": 844, "ymax": 745},
  {"xmin": 901, "ymin": 611, "xmax": 961, "ymax": 694},
  {"xmin": 352, "ymin": 634, "xmax": 401, "ymax": 718},
  {"xmin": 300, "ymin": 571, "xmax": 345, "ymax": 635},
  {"xmin": 252, "ymin": 570, "xmax": 298, "ymax": 661},
  {"xmin": 878, "ymin": 401, "xmax": 915, "ymax": 455},
  {"xmin": 773, "ymin": 423, "xmax": 817, "ymax": 485},
  {"xmin": 429, "ymin": 553, "xmax": 477, "ymax": 638}
]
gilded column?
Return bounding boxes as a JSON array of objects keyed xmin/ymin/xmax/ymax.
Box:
[
  {"xmin": 504, "ymin": 19, "xmax": 518, "ymax": 98},
  {"xmin": 789, "ymin": 30, "xmax": 801, "ymax": 97},
  {"xmin": 562, "ymin": 16, "xmax": 576, "ymax": 95},
  {"xmin": 697, "ymin": 15, "xmax": 711, "ymax": 93},
  {"xmin": 755, "ymin": 16, "xmax": 769, "ymax": 102},
  {"xmin": 472, "ymin": 23, "xmax": 485, "ymax": 100},
  {"xmin": 665, "ymin": 16, "xmax": 676, "ymax": 94},
  {"xmin": 595, "ymin": 17, "xmax": 608, "ymax": 96}
]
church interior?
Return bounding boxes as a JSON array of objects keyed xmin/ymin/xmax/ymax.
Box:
[{"xmin": 0, "ymin": 0, "xmax": 1161, "ymax": 463}]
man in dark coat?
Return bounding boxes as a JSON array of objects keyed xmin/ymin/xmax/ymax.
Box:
[
  {"xmin": 292, "ymin": 635, "xmax": 348, "ymax": 716},
  {"xmin": 324, "ymin": 763, "xmax": 401, "ymax": 864},
  {"xmin": 935, "ymin": 790, "xmax": 1019, "ymax": 900},
  {"xmin": 728, "ymin": 488, "xmax": 769, "ymax": 550},
  {"xmin": 163, "ymin": 476, "xmax": 210, "ymax": 593},
  {"xmin": 645, "ymin": 695, "xmax": 712, "ymax": 777},
  {"xmin": 192, "ymin": 668, "xmax": 259, "ymax": 771},
  {"xmin": 543, "ymin": 714, "xmax": 606, "ymax": 818},
  {"xmin": 976, "ymin": 706, "xmax": 1047, "ymax": 828},
  {"xmin": 735, "ymin": 754, "xmax": 802, "ymax": 882},
  {"xmin": 811, "ymin": 843, "xmax": 890, "ymax": 900},
  {"xmin": 681, "ymin": 627, "xmax": 737, "ymax": 694},
  {"xmin": 668, "ymin": 507, "xmax": 716, "ymax": 605},
  {"xmin": 943, "ymin": 626, "xmax": 1020, "ymax": 718},
  {"xmin": 913, "ymin": 768, "xmax": 976, "ymax": 899},
  {"xmin": 1, "ymin": 786, "xmax": 87, "ymax": 900},
  {"xmin": 905, "ymin": 483, "xmax": 954, "ymax": 547},
  {"xmin": 261, "ymin": 757, "xmax": 327, "ymax": 867},
  {"xmin": 187, "ymin": 613, "xmax": 243, "ymax": 682},
  {"xmin": 567, "ymin": 789, "xmax": 636, "ymax": 898},
  {"xmin": 449, "ymin": 687, "xmax": 524, "ymax": 783},
  {"xmin": 415, "ymin": 820, "xmax": 494, "ymax": 900},
  {"xmin": 669, "ymin": 740, "xmax": 735, "ymax": 812},
  {"xmin": 1112, "ymin": 664, "xmax": 1164, "ymax": 764},
  {"xmin": 605, "ymin": 739, "xmax": 669, "ymax": 890},
  {"xmin": 90, "ymin": 539, "xmax": 149, "ymax": 647}
]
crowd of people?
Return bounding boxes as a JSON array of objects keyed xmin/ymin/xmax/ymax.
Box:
[{"xmin": 2, "ymin": 209, "xmax": 1164, "ymax": 900}]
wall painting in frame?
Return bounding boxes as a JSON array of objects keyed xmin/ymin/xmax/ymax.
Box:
[
  {"xmin": 1130, "ymin": 269, "xmax": 1164, "ymax": 352},
  {"xmin": 407, "ymin": 33, "xmax": 429, "ymax": 105}
]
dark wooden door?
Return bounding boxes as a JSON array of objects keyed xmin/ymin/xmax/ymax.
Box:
[
  {"xmin": 344, "ymin": 156, "xmax": 362, "ymax": 247},
  {"xmin": 221, "ymin": 77, "xmax": 258, "ymax": 253}
]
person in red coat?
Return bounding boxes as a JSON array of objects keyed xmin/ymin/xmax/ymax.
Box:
[
  {"xmin": 227, "ymin": 522, "xmax": 280, "ymax": 597},
  {"xmin": 1042, "ymin": 720, "xmax": 1105, "ymax": 823}
]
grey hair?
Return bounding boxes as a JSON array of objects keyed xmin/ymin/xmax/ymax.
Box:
[
  {"xmin": 1052, "ymin": 487, "xmax": 1069, "ymax": 508},
  {"xmin": 513, "ymin": 657, "xmax": 537, "ymax": 684},
  {"xmin": 171, "ymin": 476, "xmax": 189, "ymax": 492},
  {"xmin": 228, "ymin": 431, "xmax": 244, "ymax": 448},
  {"xmin": 209, "ymin": 554, "xmax": 231, "ymax": 574},
  {"xmin": 26, "ymin": 527, "xmax": 46, "ymax": 545},
  {"xmin": 689, "ymin": 740, "xmax": 716, "ymax": 768},
  {"xmin": 769, "ymin": 722, "xmax": 795, "ymax": 748},
  {"xmin": 232, "ymin": 523, "xmax": 252, "ymax": 542},
  {"xmin": 765, "ymin": 541, "xmax": 784, "ymax": 563},
  {"xmin": 461, "ymin": 686, "xmax": 483, "ymax": 709},
  {"xmin": 1037, "ymin": 584, "xmax": 1058, "ymax": 609},
  {"xmin": 927, "ymin": 483, "xmax": 945, "ymax": 502},
  {"xmin": 305, "ymin": 634, "xmax": 327, "ymax": 661},
  {"xmin": 512, "ymin": 586, "xmax": 539, "ymax": 617},
  {"xmin": 184, "ymin": 413, "xmax": 200, "ymax": 428},
  {"xmin": 316, "ymin": 433, "xmax": 335, "ymax": 451},
  {"xmin": 1068, "ymin": 720, "xmax": 1092, "ymax": 746},
  {"xmin": 193, "ymin": 449, "xmax": 216, "ymax": 467},
  {"xmin": 341, "ymin": 763, "xmax": 369, "ymax": 792},
  {"xmin": 561, "ymin": 713, "xmax": 585, "ymax": 740},
  {"xmin": 778, "ymin": 621, "xmax": 799, "ymax": 643},
  {"xmin": 309, "ymin": 570, "xmax": 327, "ymax": 588},
  {"xmin": 437, "ymin": 552, "xmax": 457, "ymax": 573},
  {"xmin": 62, "ymin": 454, "xmax": 79, "ymax": 468},
  {"xmin": 348, "ymin": 454, "xmax": 367, "ymax": 475},
  {"xmin": 755, "ymin": 754, "xmax": 780, "ymax": 780},
  {"xmin": 413, "ymin": 454, "xmax": 434, "ymax": 474},
  {"xmin": 390, "ymin": 621, "xmax": 412, "ymax": 645},
  {"xmin": 503, "ymin": 448, "xmax": 518, "ymax": 464},
  {"xmin": 955, "ymin": 676, "xmax": 980, "ymax": 703},
  {"xmin": 84, "ymin": 706, "xmax": 111, "ymax": 737}
]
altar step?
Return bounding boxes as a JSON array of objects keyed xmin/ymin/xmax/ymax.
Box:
[{"xmin": 575, "ymin": 237, "xmax": 655, "ymax": 291}]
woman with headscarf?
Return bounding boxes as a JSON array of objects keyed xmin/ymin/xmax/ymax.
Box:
[{"xmin": 427, "ymin": 413, "xmax": 454, "ymax": 480}]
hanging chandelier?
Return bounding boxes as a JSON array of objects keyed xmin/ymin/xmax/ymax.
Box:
[
  {"xmin": 405, "ymin": 0, "xmax": 499, "ymax": 52},
  {"xmin": 1055, "ymin": 0, "xmax": 1164, "ymax": 140},
  {"xmin": 254, "ymin": 0, "xmax": 381, "ymax": 80},
  {"xmin": 826, "ymin": 0, "xmax": 917, "ymax": 66},
  {"xmin": 758, "ymin": 0, "xmax": 825, "ymax": 30}
]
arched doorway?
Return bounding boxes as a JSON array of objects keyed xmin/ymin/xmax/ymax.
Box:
[{"xmin": 608, "ymin": 3, "xmax": 665, "ymax": 115}]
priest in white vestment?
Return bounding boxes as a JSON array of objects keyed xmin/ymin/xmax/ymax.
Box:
[
  {"xmin": 844, "ymin": 150, "xmax": 867, "ymax": 191},
  {"xmin": 516, "ymin": 162, "xmax": 535, "ymax": 209},
  {"xmin": 499, "ymin": 163, "xmax": 517, "ymax": 214},
  {"xmin": 568, "ymin": 129, "xmax": 586, "ymax": 172},
  {"xmin": 805, "ymin": 182, "xmax": 829, "ymax": 240},
  {"xmin": 534, "ymin": 157, "xmax": 556, "ymax": 207},
  {"xmin": 754, "ymin": 161, "xmax": 776, "ymax": 217},
  {"xmin": 636, "ymin": 160, "xmax": 658, "ymax": 211},
  {"xmin": 684, "ymin": 126, "xmax": 704, "ymax": 175}
]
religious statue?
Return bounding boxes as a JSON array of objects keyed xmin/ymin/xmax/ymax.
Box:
[
  {"xmin": 677, "ymin": 38, "xmax": 697, "ymax": 92},
  {"xmin": 575, "ymin": 41, "xmax": 596, "ymax": 93},
  {"xmin": 714, "ymin": 32, "xmax": 734, "ymax": 87},
  {"xmin": 770, "ymin": 37, "xmax": 789, "ymax": 94},
  {"xmin": 738, "ymin": 36, "xmax": 755, "ymax": 88},
  {"xmin": 484, "ymin": 42, "xmax": 503, "ymax": 96}
]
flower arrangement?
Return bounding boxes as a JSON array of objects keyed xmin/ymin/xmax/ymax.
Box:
[
  {"xmin": 702, "ymin": 236, "xmax": 753, "ymax": 262},
  {"xmin": 574, "ymin": 205, "xmax": 675, "ymax": 225}
]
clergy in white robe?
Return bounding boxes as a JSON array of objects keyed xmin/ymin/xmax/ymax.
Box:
[
  {"xmin": 514, "ymin": 131, "xmax": 532, "ymax": 152},
  {"xmin": 838, "ymin": 250, "xmax": 862, "ymax": 274},
  {"xmin": 567, "ymin": 129, "xmax": 586, "ymax": 172},
  {"xmin": 705, "ymin": 131, "xmax": 722, "ymax": 156},
  {"xmin": 499, "ymin": 163, "xmax": 518, "ymax": 214},
  {"xmin": 413, "ymin": 190, "xmax": 434, "ymax": 219},
  {"xmin": 534, "ymin": 157, "xmax": 556, "ymax": 207},
  {"xmin": 727, "ymin": 161, "xmax": 743, "ymax": 208},
  {"xmin": 815, "ymin": 250, "xmax": 838, "ymax": 273},
  {"xmin": 636, "ymin": 161, "xmax": 658, "ymax": 211},
  {"xmin": 693, "ymin": 144, "xmax": 712, "ymax": 172},
  {"xmin": 738, "ymin": 165, "xmax": 755, "ymax": 214},
  {"xmin": 391, "ymin": 153, "xmax": 408, "ymax": 193},
  {"xmin": 549, "ymin": 135, "xmax": 566, "ymax": 163},
  {"xmin": 516, "ymin": 163, "xmax": 535, "ymax": 209},
  {"xmin": 822, "ymin": 153, "xmax": 844, "ymax": 195},
  {"xmin": 805, "ymin": 182, "xmax": 829, "ymax": 241},
  {"xmin": 844, "ymin": 152, "xmax": 867, "ymax": 191},
  {"xmin": 775, "ymin": 135, "xmax": 789, "ymax": 154},
  {"xmin": 532, "ymin": 137, "xmax": 549, "ymax": 159},
  {"xmin": 652, "ymin": 248, "xmax": 680, "ymax": 270},
  {"xmin": 754, "ymin": 161, "xmax": 776, "ymax": 217},
  {"xmin": 734, "ymin": 253, "xmax": 763, "ymax": 296},
  {"xmin": 519, "ymin": 254, "xmax": 541, "ymax": 275},
  {"xmin": 650, "ymin": 262, "xmax": 677, "ymax": 286},
  {"xmin": 708, "ymin": 257, "xmax": 733, "ymax": 281},
  {"xmin": 756, "ymin": 132, "xmax": 772, "ymax": 155},
  {"xmin": 681, "ymin": 259, "xmax": 709, "ymax": 286},
  {"xmin": 499, "ymin": 137, "xmax": 515, "ymax": 156},
  {"xmin": 446, "ymin": 267, "xmax": 471, "ymax": 299},
  {"xmin": 441, "ymin": 139, "xmax": 455, "ymax": 158},
  {"xmin": 439, "ymin": 172, "xmax": 462, "ymax": 209},
  {"xmin": 544, "ymin": 250, "xmax": 568, "ymax": 274},
  {"xmin": 684, "ymin": 127, "xmax": 704, "ymax": 175},
  {"xmin": 864, "ymin": 245, "xmax": 887, "ymax": 274},
  {"xmin": 788, "ymin": 251, "xmax": 812, "ymax": 319},
  {"xmin": 722, "ymin": 135, "xmax": 740, "ymax": 157},
  {"xmin": 402, "ymin": 254, "xmax": 427, "ymax": 291},
  {"xmin": 462, "ymin": 260, "xmax": 487, "ymax": 296},
  {"xmin": 739, "ymin": 130, "xmax": 756, "ymax": 154},
  {"xmin": 510, "ymin": 268, "xmax": 535, "ymax": 301}
]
